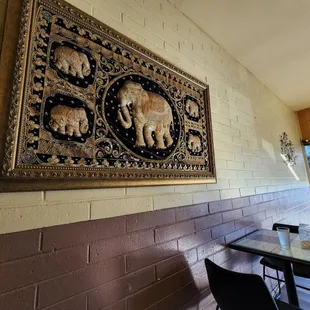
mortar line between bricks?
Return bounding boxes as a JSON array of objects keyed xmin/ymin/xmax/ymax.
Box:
[
  {"xmin": 88, "ymin": 202, "xmax": 91, "ymax": 220},
  {"xmin": 38, "ymin": 231, "xmax": 43, "ymax": 253},
  {"xmin": 34, "ymin": 286, "xmax": 38, "ymax": 310},
  {"xmin": 87, "ymin": 244, "xmax": 90, "ymax": 264}
]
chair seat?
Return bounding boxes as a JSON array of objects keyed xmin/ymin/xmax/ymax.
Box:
[
  {"xmin": 261, "ymin": 257, "xmax": 283, "ymax": 271},
  {"xmin": 260, "ymin": 257, "xmax": 310, "ymax": 278},
  {"xmin": 275, "ymin": 299, "xmax": 301, "ymax": 310}
]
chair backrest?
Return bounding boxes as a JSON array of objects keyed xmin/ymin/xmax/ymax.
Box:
[
  {"xmin": 272, "ymin": 223, "xmax": 299, "ymax": 234},
  {"xmin": 205, "ymin": 258, "xmax": 279, "ymax": 310}
]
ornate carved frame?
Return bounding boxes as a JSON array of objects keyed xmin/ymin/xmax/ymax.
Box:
[{"xmin": 0, "ymin": 0, "xmax": 216, "ymax": 192}]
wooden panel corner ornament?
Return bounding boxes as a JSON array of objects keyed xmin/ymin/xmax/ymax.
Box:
[{"xmin": 0, "ymin": 0, "xmax": 216, "ymax": 191}]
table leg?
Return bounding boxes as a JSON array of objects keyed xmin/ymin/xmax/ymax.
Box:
[{"xmin": 282, "ymin": 261, "xmax": 299, "ymax": 307}]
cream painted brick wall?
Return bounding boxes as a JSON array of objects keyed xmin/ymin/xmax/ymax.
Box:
[
  {"xmin": 0, "ymin": 0, "xmax": 308, "ymax": 233},
  {"xmin": 91, "ymin": 196, "xmax": 153, "ymax": 219}
]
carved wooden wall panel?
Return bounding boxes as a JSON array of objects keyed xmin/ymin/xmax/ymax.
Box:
[{"xmin": 0, "ymin": 0, "xmax": 216, "ymax": 191}]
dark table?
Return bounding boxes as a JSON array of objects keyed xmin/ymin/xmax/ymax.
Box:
[{"xmin": 229, "ymin": 229, "xmax": 310, "ymax": 308}]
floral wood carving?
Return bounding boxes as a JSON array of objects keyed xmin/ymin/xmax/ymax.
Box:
[
  {"xmin": 0, "ymin": 0, "xmax": 216, "ymax": 191},
  {"xmin": 280, "ymin": 132, "xmax": 297, "ymax": 166}
]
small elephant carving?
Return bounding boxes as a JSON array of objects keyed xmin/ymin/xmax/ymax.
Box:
[
  {"xmin": 117, "ymin": 81, "xmax": 174, "ymax": 149},
  {"xmin": 186, "ymin": 99, "xmax": 199, "ymax": 118},
  {"xmin": 54, "ymin": 46, "xmax": 91, "ymax": 79},
  {"xmin": 188, "ymin": 133, "xmax": 201, "ymax": 152},
  {"xmin": 49, "ymin": 105, "xmax": 89, "ymax": 137}
]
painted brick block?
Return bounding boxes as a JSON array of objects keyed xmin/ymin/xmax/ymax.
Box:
[
  {"xmin": 211, "ymin": 222, "xmax": 235, "ymax": 239},
  {"xmin": 127, "ymin": 208, "xmax": 175, "ymax": 232},
  {"xmin": 37, "ymin": 256, "xmax": 125, "ymax": 308},
  {"xmin": 197, "ymin": 237, "xmax": 225, "ymax": 260},
  {"xmin": 0, "ymin": 230, "xmax": 40, "ymax": 263},
  {"xmin": 156, "ymin": 248, "xmax": 197, "ymax": 280},
  {"xmin": 45, "ymin": 188, "xmax": 125, "ymax": 202},
  {"xmin": 43, "ymin": 217, "xmax": 125, "ymax": 251},
  {"xmin": 91, "ymin": 197, "xmax": 152, "ymax": 219},
  {"xmin": 43, "ymin": 294, "xmax": 87, "ymax": 310},
  {"xmin": 222, "ymin": 209, "xmax": 243, "ymax": 222},
  {"xmin": 0, "ymin": 192, "xmax": 43, "ymax": 208},
  {"xmin": 195, "ymin": 213, "xmax": 223, "ymax": 231},
  {"xmin": 178, "ymin": 229, "xmax": 212, "ymax": 251},
  {"xmin": 220, "ymin": 189, "xmax": 241, "ymax": 200},
  {"xmin": 192, "ymin": 190, "xmax": 221, "ymax": 204},
  {"xmin": 155, "ymin": 220, "xmax": 195, "ymax": 243},
  {"xmin": 0, "ymin": 245, "xmax": 87, "ymax": 294},
  {"xmin": 127, "ymin": 268, "xmax": 193, "ymax": 310},
  {"xmin": 153, "ymin": 194, "xmax": 192, "ymax": 210},
  {"xmin": 176, "ymin": 203, "xmax": 209, "ymax": 221},
  {"xmin": 87, "ymin": 267, "xmax": 155, "ymax": 309},
  {"xmin": 89, "ymin": 230, "xmax": 154, "ymax": 263},
  {"xmin": 232, "ymin": 197, "xmax": 250, "ymax": 209},
  {"xmin": 209, "ymin": 199, "xmax": 232, "ymax": 214},
  {"xmin": 0, "ymin": 287, "xmax": 35, "ymax": 310},
  {"xmin": 0, "ymin": 202, "xmax": 90, "ymax": 235},
  {"xmin": 126, "ymin": 241, "xmax": 178, "ymax": 273}
]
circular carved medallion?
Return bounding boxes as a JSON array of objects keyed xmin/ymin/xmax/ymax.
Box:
[{"xmin": 103, "ymin": 74, "xmax": 181, "ymax": 161}]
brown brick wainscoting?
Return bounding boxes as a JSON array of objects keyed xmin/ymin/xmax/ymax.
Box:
[{"xmin": 0, "ymin": 187, "xmax": 310, "ymax": 310}]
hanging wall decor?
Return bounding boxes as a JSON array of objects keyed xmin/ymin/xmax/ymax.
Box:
[
  {"xmin": 280, "ymin": 132, "xmax": 297, "ymax": 166},
  {"xmin": 0, "ymin": 0, "xmax": 216, "ymax": 191}
]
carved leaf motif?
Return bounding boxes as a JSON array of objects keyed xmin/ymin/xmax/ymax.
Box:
[
  {"xmin": 77, "ymin": 27, "xmax": 86, "ymax": 36},
  {"xmin": 102, "ymin": 159, "xmax": 109, "ymax": 167},
  {"xmin": 47, "ymin": 155, "xmax": 60, "ymax": 164},
  {"xmin": 114, "ymin": 160, "xmax": 121, "ymax": 168},
  {"xmin": 89, "ymin": 33, "xmax": 98, "ymax": 41},
  {"xmin": 26, "ymin": 133, "xmax": 39, "ymax": 144},
  {"xmin": 29, "ymin": 94, "xmax": 42, "ymax": 103},
  {"xmin": 78, "ymin": 158, "xmax": 86, "ymax": 166},
  {"xmin": 33, "ymin": 82, "xmax": 43, "ymax": 91},
  {"xmin": 39, "ymin": 29, "xmax": 49, "ymax": 39},
  {"xmin": 37, "ymin": 38, "xmax": 47, "ymax": 47},
  {"xmin": 64, "ymin": 157, "xmax": 74, "ymax": 165},
  {"xmin": 27, "ymin": 120, "xmax": 40, "ymax": 130},
  {"xmin": 35, "ymin": 58, "xmax": 46, "ymax": 66},
  {"xmin": 63, "ymin": 18, "xmax": 74, "ymax": 29},
  {"xmin": 34, "ymin": 69, "xmax": 44, "ymax": 78},
  {"xmin": 36, "ymin": 48, "xmax": 47, "ymax": 57},
  {"xmin": 27, "ymin": 106, "xmax": 40, "ymax": 116}
]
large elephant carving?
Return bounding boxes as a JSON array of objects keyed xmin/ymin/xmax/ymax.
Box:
[
  {"xmin": 49, "ymin": 105, "xmax": 89, "ymax": 137},
  {"xmin": 188, "ymin": 133, "xmax": 201, "ymax": 152},
  {"xmin": 186, "ymin": 99, "xmax": 199, "ymax": 118},
  {"xmin": 54, "ymin": 46, "xmax": 91, "ymax": 79},
  {"xmin": 117, "ymin": 81, "xmax": 174, "ymax": 149}
]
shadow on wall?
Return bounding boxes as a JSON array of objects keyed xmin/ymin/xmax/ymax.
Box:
[{"xmin": 119, "ymin": 250, "xmax": 202, "ymax": 310}]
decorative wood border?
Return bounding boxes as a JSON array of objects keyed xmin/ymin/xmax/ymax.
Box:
[{"xmin": 0, "ymin": 0, "xmax": 216, "ymax": 192}]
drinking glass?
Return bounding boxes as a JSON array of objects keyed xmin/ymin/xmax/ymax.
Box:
[
  {"xmin": 299, "ymin": 223, "xmax": 310, "ymax": 249},
  {"xmin": 277, "ymin": 227, "xmax": 290, "ymax": 248}
]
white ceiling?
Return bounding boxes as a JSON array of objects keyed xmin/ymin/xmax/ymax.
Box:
[{"xmin": 171, "ymin": 0, "xmax": 310, "ymax": 111}]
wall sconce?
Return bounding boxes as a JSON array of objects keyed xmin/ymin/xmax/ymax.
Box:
[{"xmin": 280, "ymin": 132, "xmax": 297, "ymax": 166}]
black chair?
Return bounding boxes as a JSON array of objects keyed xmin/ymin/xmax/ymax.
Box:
[
  {"xmin": 261, "ymin": 223, "xmax": 310, "ymax": 295},
  {"xmin": 205, "ymin": 258, "xmax": 301, "ymax": 310}
]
